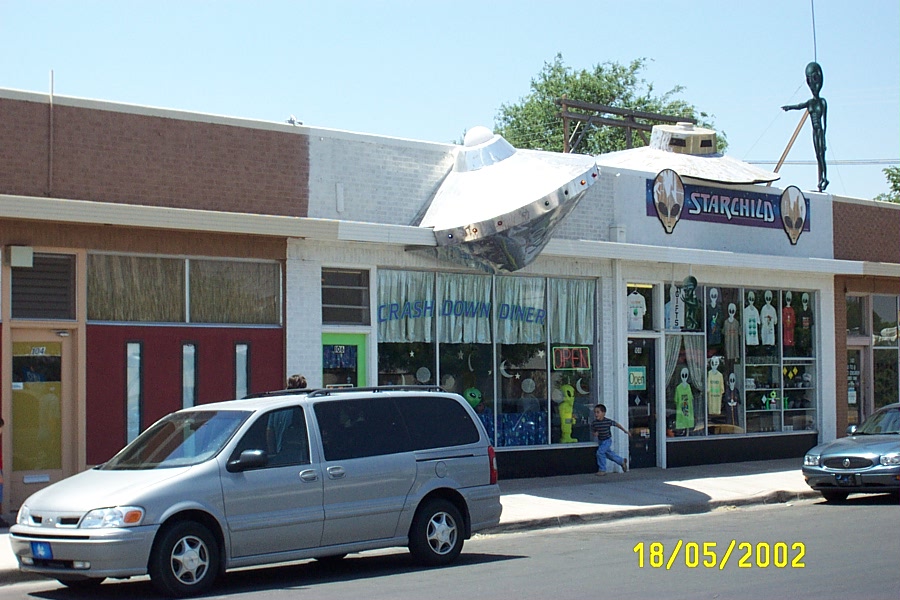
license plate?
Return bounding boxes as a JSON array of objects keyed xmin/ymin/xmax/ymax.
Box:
[
  {"xmin": 31, "ymin": 541, "xmax": 53, "ymax": 560},
  {"xmin": 835, "ymin": 474, "xmax": 857, "ymax": 487}
]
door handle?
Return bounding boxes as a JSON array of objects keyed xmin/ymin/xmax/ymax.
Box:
[
  {"xmin": 326, "ymin": 466, "xmax": 346, "ymax": 479},
  {"xmin": 299, "ymin": 469, "xmax": 319, "ymax": 482}
]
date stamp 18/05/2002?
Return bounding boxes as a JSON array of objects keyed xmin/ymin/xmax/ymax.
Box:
[{"xmin": 633, "ymin": 540, "xmax": 806, "ymax": 570}]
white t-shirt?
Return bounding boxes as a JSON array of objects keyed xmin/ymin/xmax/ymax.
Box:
[
  {"xmin": 627, "ymin": 292, "xmax": 647, "ymax": 330},
  {"xmin": 744, "ymin": 304, "xmax": 760, "ymax": 346},
  {"xmin": 760, "ymin": 303, "xmax": 778, "ymax": 345}
]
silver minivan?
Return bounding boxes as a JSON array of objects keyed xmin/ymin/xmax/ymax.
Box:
[{"xmin": 10, "ymin": 386, "xmax": 502, "ymax": 597}]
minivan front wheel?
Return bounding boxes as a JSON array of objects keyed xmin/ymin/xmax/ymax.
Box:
[
  {"xmin": 409, "ymin": 499, "xmax": 464, "ymax": 566},
  {"xmin": 149, "ymin": 521, "xmax": 220, "ymax": 598}
]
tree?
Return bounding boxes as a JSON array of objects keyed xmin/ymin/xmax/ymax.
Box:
[
  {"xmin": 874, "ymin": 166, "xmax": 900, "ymax": 203},
  {"xmin": 494, "ymin": 54, "xmax": 722, "ymax": 155}
]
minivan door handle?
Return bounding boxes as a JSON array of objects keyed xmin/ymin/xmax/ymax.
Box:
[
  {"xmin": 299, "ymin": 469, "xmax": 319, "ymax": 482},
  {"xmin": 326, "ymin": 466, "xmax": 346, "ymax": 479}
]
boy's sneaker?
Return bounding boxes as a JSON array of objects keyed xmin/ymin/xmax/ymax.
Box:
[
  {"xmin": 594, "ymin": 471, "xmax": 606, "ymax": 476},
  {"xmin": 622, "ymin": 459, "xmax": 628, "ymax": 473}
]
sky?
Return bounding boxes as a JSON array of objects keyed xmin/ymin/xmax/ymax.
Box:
[{"xmin": 1, "ymin": 0, "xmax": 898, "ymax": 199}]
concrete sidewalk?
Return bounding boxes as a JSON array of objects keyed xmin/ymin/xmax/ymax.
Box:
[{"xmin": 0, "ymin": 458, "xmax": 816, "ymax": 585}]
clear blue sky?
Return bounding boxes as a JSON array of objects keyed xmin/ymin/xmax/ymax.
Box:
[{"xmin": 2, "ymin": 0, "xmax": 897, "ymax": 199}]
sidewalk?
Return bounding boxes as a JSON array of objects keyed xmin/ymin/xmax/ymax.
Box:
[{"xmin": 0, "ymin": 458, "xmax": 816, "ymax": 585}]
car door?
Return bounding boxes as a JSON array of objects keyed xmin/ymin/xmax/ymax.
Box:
[
  {"xmin": 314, "ymin": 397, "xmax": 416, "ymax": 546},
  {"xmin": 221, "ymin": 406, "xmax": 324, "ymax": 558}
]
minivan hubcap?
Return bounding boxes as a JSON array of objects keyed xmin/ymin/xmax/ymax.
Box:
[
  {"xmin": 171, "ymin": 535, "xmax": 209, "ymax": 584},
  {"xmin": 426, "ymin": 512, "xmax": 457, "ymax": 555}
]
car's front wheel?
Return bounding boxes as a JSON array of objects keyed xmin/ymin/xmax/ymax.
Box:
[
  {"xmin": 821, "ymin": 489, "xmax": 849, "ymax": 503},
  {"xmin": 408, "ymin": 498, "xmax": 464, "ymax": 566},
  {"xmin": 149, "ymin": 521, "xmax": 220, "ymax": 598}
]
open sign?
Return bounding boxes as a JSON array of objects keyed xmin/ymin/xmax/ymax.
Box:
[{"xmin": 552, "ymin": 346, "xmax": 591, "ymax": 371}]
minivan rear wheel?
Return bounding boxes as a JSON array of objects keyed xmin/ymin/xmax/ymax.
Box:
[
  {"xmin": 408, "ymin": 499, "xmax": 464, "ymax": 566},
  {"xmin": 149, "ymin": 521, "xmax": 220, "ymax": 598}
]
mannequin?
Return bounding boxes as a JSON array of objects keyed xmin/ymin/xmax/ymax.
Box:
[
  {"xmin": 723, "ymin": 303, "xmax": 741, "ymax": 361},
  {"xmin": 707, "ymin": 287, "xmax": 722, "ymax": 345},
  {"xmin": 782, "ymin": 291, "xmax": 796, "ymax": 352},
  {"xmin": 760, "ymin": 290, "xmax": 778, "ymax": 347},
  {"xmin": 744, "ymin": 291, "xmax": 760, "ymax": 346},
  {"xmin": 707, "ymin": 356, "xmax": 724, "ymax": 415},
  {"xmin": 674, "ymin": 367, "xmax": 694, "ymax": 432},
  {"xmin": 558, "ymin": 384, "xmax": 578, "ymax": 443},
  {"xmin": 723, "ymin": 372, "xmax": 741, "ymax": 426}
]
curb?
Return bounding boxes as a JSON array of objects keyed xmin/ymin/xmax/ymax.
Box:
[{"xmin": 482, "ymin": 489, "xmax": 820, "ymax": 535}]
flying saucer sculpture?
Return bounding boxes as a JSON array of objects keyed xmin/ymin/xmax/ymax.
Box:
[
  {"xmin": 417, "ymin": 126, "xmax": 599, "ymax": 273},
  {"xmin": 596, "ymin": 122, "xmax": 780, "ymax": 185}
]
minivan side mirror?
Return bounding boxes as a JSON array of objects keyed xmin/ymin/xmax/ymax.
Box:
[
  {"xmin": 846, "ymin": 424, "xmax": 858, "ymax": 435},
  {"xmin": 227, "ymin": 449, "xmax": 268, "ymax": 473}
]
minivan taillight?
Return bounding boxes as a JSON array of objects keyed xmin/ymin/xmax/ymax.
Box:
[{"xmin": 488, "ymin": 445, "xmax": 498, "ymax": 485}]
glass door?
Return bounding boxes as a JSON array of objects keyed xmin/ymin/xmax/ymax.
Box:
[
  {"xmin": 8, "ymin": 330, "xmax": 76, "ymax": 511},
  {"xmin": 846, "ymin": 348, "xmax": 863, "ymax": 428},
  {"xmin": 322, "ymin": 333, "xmax": 367, "ymax": 388},
  {"xmin": 628, "ymin": 337, "xmax": 657, "ymax": 469}
]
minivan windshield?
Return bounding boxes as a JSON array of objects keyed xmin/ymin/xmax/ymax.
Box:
[
  {"xmin": 856, "ymin": 407, "xmax": 900, "ymax": 435},
  {"xmin": 101, "ymin": 410, "xmax": 250, "ymax": 470}
]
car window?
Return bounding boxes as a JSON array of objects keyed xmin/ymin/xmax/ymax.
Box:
[
  {"xmin": 857, "ymin": 407, "xmax": 900, "ymax": 435},
  {"xmin": 395, "ymin": 396, "xmax": 480, "ymax": 449},
  {"xmin": 103, "ymin": 410, "xmax": 248, "ymax": 469},
  {"xmin": 315, "ymin": 397, "xmax": 411, "ymax": 461},
  {"xmin": 230, "ymin": 406, "xmax": 310, "ymax": 467}
]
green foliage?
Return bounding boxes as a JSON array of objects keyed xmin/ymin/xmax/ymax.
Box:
[
  {"xmin": 494, "ymin": 54, "xmax": 723, "ymax": 155},
  {"xmin": 874, "ymin": 166, "xmax": 900, "ymax": 203}
]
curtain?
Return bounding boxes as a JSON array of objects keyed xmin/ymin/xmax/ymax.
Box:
[
  {"xmin": 495, "ymin": 277, "xmax": 546, "ymax": 344},
  {"xmin": 437, "ymin": 273, "xmax": 492, "ymax": 344},
  {"xmin": 377, "ymin": 270, "xmax": 435, "ymax": 343},
  {"xmin": 665, "ymin": 335, "xmax": 682, "ymax": 389},
  {"xmin": 683, "ymin": 335, "xmax": 706, "ymax": 389},
  {"xmin": 549, "ymin": 278, "xmax": 595, "ymax": 344}
]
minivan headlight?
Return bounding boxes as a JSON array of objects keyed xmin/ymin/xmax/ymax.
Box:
[
  {"xmin": 880, "ymin": 453, "xmax": 900, "ymax": 466},
  {"xmin": 80, "ymin": 506, "xmax": 145, "ymax": 529},
  {"xmin": 804, "ymin": 454, "xmax": 820, "ymax": 467},
  {"xmin": 16, "ymin": 504, "xmax": 32, "ymax": 525}
]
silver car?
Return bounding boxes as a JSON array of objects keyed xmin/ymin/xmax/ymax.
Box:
[
  {"xmin": 802, "ymin": 402, "xmax": 900, "ymax": 502},
  {"xmin": 10, "ymin": 387, "xmax": 502, "ymax": 597}
]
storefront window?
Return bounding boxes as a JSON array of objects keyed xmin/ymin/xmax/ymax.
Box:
[
  {"xmin": 626, "ymin": 284, "xmax": 653, "ymax": 331},
  {"xmin": 846, "ymin": 296, "xmax": 866, "ymax": 336},
  {"xmin": 874, "ymin": 349, "xmax": 899, "ymax": 409},
  {"xmin": 665, "ymin": 285, "xmax": 817, "ymax": 439},
  {"xmin": 872, "ymin": 295, "xmax": 899, "ymax": 347},
  {"xmin": 377, "ymin": 271, "xmax": 435, "ymax": 385},
  {"xmin": 550, "ymin": 278, "xmax": 595, "ymax": 443}
]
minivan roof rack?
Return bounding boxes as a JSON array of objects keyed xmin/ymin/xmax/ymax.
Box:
[
  {"xmin": 242, "ymin": 385, "xmax": 446, "ymax": 401},
  {"xmin": 306, "ymin": 385, "xmax": 445, "ymax": 398}
]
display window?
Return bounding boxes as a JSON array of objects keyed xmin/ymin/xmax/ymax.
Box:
[
  {"xmin": 376, "ymin": 270, "xmax": 595, "ymax": 448},
  {"xmin": 665, "ymin": 284, "xmax": 818, "ymax": 438}
]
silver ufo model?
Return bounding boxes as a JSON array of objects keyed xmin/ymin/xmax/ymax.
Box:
[
  {"xmin": 418, "ymin": 126, "xmax": 599, "ymax": 273},
  {"xmin": 596, "ymin": 122, "xmax": 780, "ymax": 185}
]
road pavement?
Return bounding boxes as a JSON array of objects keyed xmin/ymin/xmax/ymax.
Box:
[{"xmin": 0, "ymin": 458, "xmax": 817, "ymax": 585}]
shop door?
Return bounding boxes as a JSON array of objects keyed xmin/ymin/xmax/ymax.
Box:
[
  {"xmin": 846, "ymin": 348, "xmax": 864, "ymax": 427},
  {"xmin": 8, "ymin": 331, "xmax": 76, "ymax": 511},
  {"xmin": 322, "ymin": 333, "xmax": 367, "ymax": 388},
  {"xmin": 627, "ymin": 337, "xmax": 657, "ymax": 469}
]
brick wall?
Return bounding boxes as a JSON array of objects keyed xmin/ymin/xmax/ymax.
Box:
[
  {"xmin": 0, "ymin": 96, "xmax": 309, "ymax": 216},
  {"xmin": 833, "ymin": 199, "xmax": 900, "ymax": 263}
]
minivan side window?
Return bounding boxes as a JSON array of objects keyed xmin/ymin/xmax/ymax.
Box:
[
  {"xmin": 230, "ymin": 406, "xmax": 310, "ymax": 468},
  {"xmin": 315, "ymin": 397, "xmax": 410, "ymax": 461},
  {"xmin": 395, "ymin": 396, "xmax": 480, "ymax": 449}
]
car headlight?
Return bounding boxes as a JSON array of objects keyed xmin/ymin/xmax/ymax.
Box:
[
  {"xmin": 80, "ymin": 506, "xmax": 145, "ymax": 529},
  {"xmin": 880, "ymin": 453, "xmax": 900, "ymax": 466},
  {"xmin": 16, "ymin": 504, "xmax": 32, "ymax": 525},
  {"xmin": 804, "ymin": 454, "xmax": 820, "ymax": 467}
]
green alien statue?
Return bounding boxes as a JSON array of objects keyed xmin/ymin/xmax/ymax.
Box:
[{"xmin": 782, "ymin": 62, "xmax": 828, "ymax": 192}]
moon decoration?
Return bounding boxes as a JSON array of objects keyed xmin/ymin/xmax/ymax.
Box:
[
  {"xmin": 499, "ymin": 360, "xmax": 512, "ymax": 378},
  {"xmin": 576, "ymin": 378, "xmax": 589, "ymax": 395},
  {"xmin": 400, "ymin": 374, "xmax": 408, "ymax": 385},
  {"xmin": 467, "ymin": 353, "xmax": 475, "ymax": 372},
  {"xmin": 416, "ymin": 367, "xmax": 431, "ymax": 383},
  {"xmin": 521, "ymin": 378, "xmax": 536, "ymax": 394},
  {"xmin": 441, "ymin": 374, "xmax": 456, "ymax": 391}
]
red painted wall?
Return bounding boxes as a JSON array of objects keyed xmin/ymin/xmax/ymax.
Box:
[{"xmin": 86, "ymin": 324, "xmax": 284, "ymax": 464}]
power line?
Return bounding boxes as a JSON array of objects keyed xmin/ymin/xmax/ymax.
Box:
[{"xmin": 747, "ymin": 159, "xmax": 898, "ymax": 166}]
